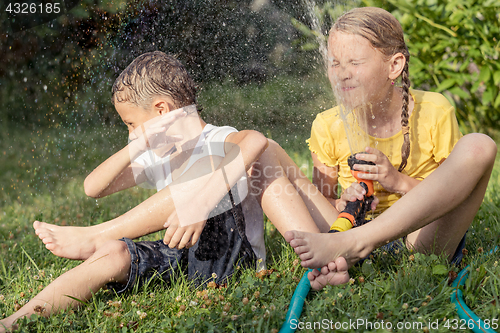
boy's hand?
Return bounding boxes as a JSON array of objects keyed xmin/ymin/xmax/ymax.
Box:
[
  {"xmin": 129, "ymin": 109, "xmax": 185, "ymax": 153},
  {"xmin": 163, "ymin": 211, "xmax": 206, "ymax": 249}
]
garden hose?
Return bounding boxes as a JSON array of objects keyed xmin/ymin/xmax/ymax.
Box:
[
  {"xmin": 279, "ymin": 269, "xmax": 313, "ymax": 333},
  {"xmin": 450, "ymin": 247, "xmax": 499, "ymax": 333},
  {"xmin": 280, "ymin": 154, "xmax": 374, "ymax": 333}
]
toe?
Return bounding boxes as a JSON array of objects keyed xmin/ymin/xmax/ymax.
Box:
[
  {"xmin": 283, "ymin": 230, "xmax": 296, "ymax": 243},
  {"xmin": 320, "ymin": 265, "xmax": 333, "ymax": 275},
  {"xmin": 299, "ymin": 258, "xmax": 315, "ymax": 268},
  {"xmin": 284, "ymin": 230, "xmax": 306, "ymax": 243},
  {"xmin": 289, "ymin": 238, "xmax": 307, "ymax": 249},
  {"xmin": 294, "ymin": 245, "xmax": 311, "ymax": 256},
  {"xmin": 310, "ymin": 268, "xmax": 321, "ymax": 278},
  {"xmin": 41, "ymin": 236, "xmax": 53, "ymax": 245},
  {"xmin": 335, "ymin": 257, "xmax": 349, "ymax": 271}
]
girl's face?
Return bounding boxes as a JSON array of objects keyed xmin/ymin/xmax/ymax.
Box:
[{"xmin": 327, "ymin": 31, "xmax": 392, "ymax": 109}]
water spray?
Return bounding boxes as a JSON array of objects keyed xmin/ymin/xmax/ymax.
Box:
[{"xmin": 280, "ymin": 1, "xmax": 375, "ymax": 330}]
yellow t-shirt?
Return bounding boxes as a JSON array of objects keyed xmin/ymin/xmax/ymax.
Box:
[{"xmin": 307, "ymin": 89, "xmax": 462, "ymax": 214}]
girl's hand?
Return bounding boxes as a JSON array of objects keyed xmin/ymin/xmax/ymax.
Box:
[
  {"xmin": 352, "ymin": 147, "xmax": 403, "ymax": 194},
  {"xmin": 338, "ymin": 182, "xmax": 379, "ymax": 211}
]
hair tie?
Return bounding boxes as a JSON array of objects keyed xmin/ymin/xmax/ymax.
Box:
[{"xmin": 402, "ymin": 125, "xmax": 409, "ymax": 136}]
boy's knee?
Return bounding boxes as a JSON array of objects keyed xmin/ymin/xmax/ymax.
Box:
[
  {"xmin": 267, "ymin": 138, "xmax": 278, "ymax": 147},
  {"xmin": 94, "ymin": 240, "xmax": 130, "ymax": 264},
  {"xmin": 254, "ymin": 140, "xmax": 279, "ymax": 170},
  {"xmin": 89, "ymin": 240, "xmax": 131, "ymax": 284},
  {"xmin": 261, "ymin": 139, "xmax": 281, "ymax": 156}
]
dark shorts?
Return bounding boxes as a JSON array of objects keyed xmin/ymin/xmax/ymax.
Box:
[
  {"xmin": 107, "ymin": 195, "xmax": 256, "ymax": 294},
  {"xmin": 450, "ymin": 232, "xmax": 467, "ymax": 265}
]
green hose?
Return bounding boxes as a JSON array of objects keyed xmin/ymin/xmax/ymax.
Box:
[
  {"xmin": 279, "ymin": 269, "xmax": 312, "ymax": 333},
  {"xmin": 450, "ymin": 248, "xmax": 498, "ymax": 333}
]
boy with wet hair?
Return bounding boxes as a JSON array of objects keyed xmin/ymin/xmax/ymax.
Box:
[{"xmin": 1, "ymin": 51, "xmax": 268, "ymax": 330}]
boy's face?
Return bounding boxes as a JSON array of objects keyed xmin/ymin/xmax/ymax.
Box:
[{"xmin": 114, "ymin": 101, "xmax": 158, "ymax": 135}]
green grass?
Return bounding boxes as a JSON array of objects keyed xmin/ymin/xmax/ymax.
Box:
[{"xmin": 1, "ymin": 77, "xmax": 500, "ymax": 332}]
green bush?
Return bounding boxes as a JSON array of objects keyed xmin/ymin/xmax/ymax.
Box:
[
  {"xmin": 381, "ymin": 0, "xmax": 500, "ymax": 134},
  {"xmin": 292, "ymin": 0, "xmax": 500, "ymax": 134}
]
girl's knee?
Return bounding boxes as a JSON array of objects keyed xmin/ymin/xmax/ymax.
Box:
[{"xmin": 457, "ymin": 133, "xmax": 497, "ymax": 166}]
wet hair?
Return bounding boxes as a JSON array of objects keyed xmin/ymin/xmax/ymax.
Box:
[
  {"xmin": 112, "ymin": 51, "xmax": 198, "ymax": 111},
  {"xmin": 332, "ymin": 7, "xmax": 411, "ymax": 172}
]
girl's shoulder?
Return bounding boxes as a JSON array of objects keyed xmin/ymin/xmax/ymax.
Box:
[
  {"xmin": 411, "ymin": 89, "xmax": 456, "ymax": 123},
  {"xmin": 411, "ymin": 89, "xmax": 454, "ymax": 111},
  {"xmin": 314, "ymin": 106, "xmax": 344, "ymax": 124}
]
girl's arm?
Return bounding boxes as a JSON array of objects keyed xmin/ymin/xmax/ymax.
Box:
[
  {"xmin": 312, "ymin": 151, "xmax": 380, "ymax": 211},
  {"xmin": 311, "ymin": 152, "xmax": 342, "ymax": 209}
]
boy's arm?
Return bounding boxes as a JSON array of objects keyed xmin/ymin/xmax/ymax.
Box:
[
  {"xmin": 84, "ymin": 143, "xmax": 147, "ymax": 198},
  {"xmin": 85, "ymin": 110, "xmax": 185, "ymax": 198},
  {"xmin": 162, "ymin": 130, "xmax": 269, "ymax": 249}
]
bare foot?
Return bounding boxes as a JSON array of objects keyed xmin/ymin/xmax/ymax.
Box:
[
  {"xmin": 308, "ymin": 257, "xmax": 350, "ymax": 290},
  {"xmin": 284, "ymin": 229, "xmax": 369, "ymax": 269},
  {"xmin": 0, "ymin": 320, "xmax": 9, "ymax": 333},
  {"xmin": 33, "ymin": 221, "xmax": 103, "ymax": 260},
  {"xmin": 0, "ymin": 315, "xmax": 20, "ymax": 333}
]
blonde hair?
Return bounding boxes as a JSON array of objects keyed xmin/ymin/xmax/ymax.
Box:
[
  {"xmin": 112, "ymin": 51, "xmax": 197, "ymax": 111},
  {"xmin": 332, "ymin": 7, "xmax": 411, "ymax": 172}
]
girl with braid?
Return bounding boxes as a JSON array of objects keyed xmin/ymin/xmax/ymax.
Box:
[{"xmin": 284, "ymin": 7, "xmax": 497, "ymax": 289}]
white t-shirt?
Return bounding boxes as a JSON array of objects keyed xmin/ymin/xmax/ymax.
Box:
[{"xmin": 134, "ymin": 124, "xmax": 266, "ymax": 270}]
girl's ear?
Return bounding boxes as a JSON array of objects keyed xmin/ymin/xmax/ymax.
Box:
[{"xmin": 388, "ymin": 52, "xmax": 406, "ymax": 80}]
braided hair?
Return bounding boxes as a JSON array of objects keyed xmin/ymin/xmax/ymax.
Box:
[{"xmin": 332, "ymin": 7, "xmax": 411, "ymax": 172}]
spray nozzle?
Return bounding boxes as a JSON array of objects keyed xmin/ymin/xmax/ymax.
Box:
[{"xmin": 348, "ymin": 153, "xmax": 375, "ymax": 197}]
